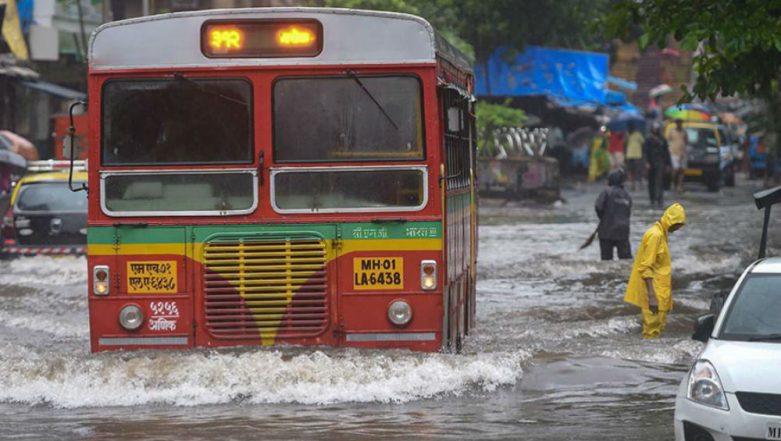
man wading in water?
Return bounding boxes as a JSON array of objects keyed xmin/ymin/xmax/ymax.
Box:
[
  {"xmin": 595, "ymin": 168, "xmax": 633, "ymax": 260},
  {"xmin": 624, "ymin": 203, "xmax": 686, "ymax": 338}
]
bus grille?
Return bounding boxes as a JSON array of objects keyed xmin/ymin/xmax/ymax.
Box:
[{"xmin": 202, "ymin": 237, "xmax": 329, "ymax": 341}]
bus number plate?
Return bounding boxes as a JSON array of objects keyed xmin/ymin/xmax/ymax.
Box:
[
  {"xmin": 127, "ymin": 261, "xmax": 177, "ymax": 293},
  {"xmin": 353, "ymin": 257, "xmax": 403, "ymax": 290}
]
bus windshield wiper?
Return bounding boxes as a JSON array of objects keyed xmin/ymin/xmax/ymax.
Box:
[
  {"xmin": 346, "ymin": 70, "xmax": 399, "ymax": 130},
  {"xmin": 173, "ymin": 72, "xmax": 247, "ymax": 106},
  {"xmin": 747, "ymin": 333, "xmax": 781, "ymax": 342}
]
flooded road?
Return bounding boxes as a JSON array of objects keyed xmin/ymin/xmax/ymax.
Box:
[{"xmin": 1, "ymin": 180, "xmax": 775, "ymax": 440}]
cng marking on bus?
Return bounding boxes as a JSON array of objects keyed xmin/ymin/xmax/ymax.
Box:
[{"xmin": 353, "ymin": 257, "xmax": 403, "ymax": 290}]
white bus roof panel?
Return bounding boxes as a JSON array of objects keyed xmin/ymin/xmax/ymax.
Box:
[{"xmin": 90, "ymin": 8, "xmax": 463, "ymax": 71}]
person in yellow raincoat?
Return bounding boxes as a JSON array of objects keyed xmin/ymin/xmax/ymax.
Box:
[
  {"xmin": 624, "ymin": 203, "xmax": 687, "ymax": 338},
  {"xmin": 588, "ymin": 127, "xmax": 611, "ymax": 182}
]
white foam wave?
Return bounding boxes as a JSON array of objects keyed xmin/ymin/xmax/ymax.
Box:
[
  {"xmin": 675, "ymin": 296, "xmax": 711, "ymax": 311},
  {"xmin": 0, "ymin": 349, "xmax": 529, "ymax": 408},
  {"xmin": 516, "ymin": 316, "xmax": 638, "ymax": 343},
  {"xmin": 674, "ymin": 252, "xmax": 743, "ymax": 276},
  {"xmin": 600, "ymin": 339, "xmax": 704, "ymax": 365},
  {"xmin": 561, "ymin": 316, "xmax": 638, "ymax": 339},
  {"xmin": 0, "ymin": 256, "xmax": 87, "ymax": 287},
  {"xmin": 0, "ymin": 310, "xmax": 88, "ymax": 338}
]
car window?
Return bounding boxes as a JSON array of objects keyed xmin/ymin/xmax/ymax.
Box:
[
  {"xmin": 720, "ymin": 274, "xmax": 781, "ymax": 340},
  {"xmin": 16, "ymin": 182, "xmax": 88, "ymax": 212},
  {"xmin": 685, "ymin": 127, "xmax": 718, "ymax": 148}
]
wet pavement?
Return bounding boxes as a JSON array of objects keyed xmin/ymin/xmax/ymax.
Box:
[{"xmin": 0, "ymin": 178, "xmax": 776, "ymax": 440}]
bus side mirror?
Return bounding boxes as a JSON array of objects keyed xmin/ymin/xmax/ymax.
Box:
[{"xmin": 692, "ymin": 314, "xmax": 715, "ymax": 343}]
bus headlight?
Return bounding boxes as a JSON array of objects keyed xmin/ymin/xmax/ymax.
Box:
[
  {"xmin": 420, "ymin": 260, "xmax": 437, "ymax": 290},
  {"xmin": 387, "ymin": 300, "xmax": 412, "ymax": 326},
  {"xmin": 93, "ymin": 265, "xmax": 110, "ymax": 296},
  {"xmin": 687, "ymin": 360, "xmax": 729, "ymax": 410},
  {"xmin": 119, "ymin": 304, "xmax": 144, "ymax": 331}
]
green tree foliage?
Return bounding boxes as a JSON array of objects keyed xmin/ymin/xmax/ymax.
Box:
[
  {"xmin": 308, "ymin": 0, "xmax": 610, "ymax": 65},
  {"xmin": 604, "ymin": 0, "xmax": 781, "ymax": 100},
  {"xmin": 475, "ymin": 100, "xmax": 527, "ymax": 154},
  {"xmin": 448, "ymin": 0, "xmax": 610, "ymax": 66}
]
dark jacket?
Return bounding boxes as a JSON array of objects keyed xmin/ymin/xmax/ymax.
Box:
[
  {"xmin": 595, "ymin": 170, "xmax": 632, "ymax": 241},
  {"xmin": 644, "ymin": 133, "xmax": 671, "ymax": 168}
]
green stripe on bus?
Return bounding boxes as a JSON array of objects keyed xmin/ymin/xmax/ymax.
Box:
[{"xmin": 88, "ymin": 221, "xmax": 442, "ymax": 245}]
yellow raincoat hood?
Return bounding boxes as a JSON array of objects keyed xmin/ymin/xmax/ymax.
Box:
[
  {"xmin": 659, "ymin": 203, "xmax": 687, "ymax": 233},
  {"xmin": 624, "ymin": 204, "xmax": 686, "ymax": 312}
]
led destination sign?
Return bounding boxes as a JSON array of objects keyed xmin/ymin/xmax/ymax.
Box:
[{"xmin": 202, "ymin": 20, "xmax": 322, "ymax": 58}]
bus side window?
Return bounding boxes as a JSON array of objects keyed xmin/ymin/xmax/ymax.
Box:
[{"xmin": 443, "ymin": 89, "xmax": 470, "ymax": 191}]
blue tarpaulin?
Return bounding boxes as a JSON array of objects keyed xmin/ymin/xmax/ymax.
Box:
[
  {"xmin": 18, "ymin": 0, "xmax": 34, "ymax": 34},
  {"xmin": 475, "ymin": 46, "xmax": 610, "ymax": 106}
]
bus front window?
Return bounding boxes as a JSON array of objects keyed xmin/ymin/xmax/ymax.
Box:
[
  {"xmin": 272, "ymin": 75, "xmax": 426, "ymax": 212},
  {"xmin": 100, "ymin": 78, "xmax": 255, "ymax": 215},
  {"xmin": 273, "ymin": 75, "xmax": 424, "ymax": 162}
]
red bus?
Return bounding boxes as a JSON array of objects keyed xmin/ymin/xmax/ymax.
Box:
[{"xmin": 86, "ymin": 8, "xmax": 477, "ymax": 352}]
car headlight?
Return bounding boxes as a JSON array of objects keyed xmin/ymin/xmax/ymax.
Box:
[{"xmin": 687, "ymin": 360, "xmax": 729, "ymax": 410}]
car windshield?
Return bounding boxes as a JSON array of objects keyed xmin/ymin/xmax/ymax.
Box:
[
  {"xmin": 720, "ymin": 274, "xmax": 781, "ymax": 341},
  {"xmin": 16, "ymin": 182, "xmax": 88, "ymax": 212},
  {"xmin": 685, "ymin": 127, "xmax": 718, "ymax": 149}
]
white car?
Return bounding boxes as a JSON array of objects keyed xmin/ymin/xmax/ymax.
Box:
[{"xmin": 674, "ymin": 256, "xmax": 781, "ymax": 441}]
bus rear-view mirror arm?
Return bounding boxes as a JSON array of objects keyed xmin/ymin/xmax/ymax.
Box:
[{"xmin": 68, "ymin": 100, "xmax": 88, "ymax": 194}]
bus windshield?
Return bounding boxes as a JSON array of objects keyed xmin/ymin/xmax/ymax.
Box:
[
  {"xmin": 102, "ymin": 78, "xmax": 253, "ymax": 165},
  {"xmin": 273, "ymin": 75, "xmax": 424, "ymax": 162}
]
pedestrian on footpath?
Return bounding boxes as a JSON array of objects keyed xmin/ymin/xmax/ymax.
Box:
[
  {"xmin": 624, "ymin": 203, "xmax": 686, "ymax": 338},
  {"xmin": 625, "ymin": 122, "xmax": 645, "ymax": 191},
  {"xmin": 595, "ymin": 168, "xmax": 633, "ymax": 260},
  {"xmin": 644, "ymin": 123, "xmax": 671, "ymax": 207},
  {"xmin": 666, "ymin": 119, "xmax": 688, "ymax": 193}
]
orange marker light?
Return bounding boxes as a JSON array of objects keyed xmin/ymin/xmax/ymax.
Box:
[
  {"xmin": 277, "ymin": 27, "xmax": 315, "ymax": 46},
  {"xmin": 209, "ymin": 28, "xmax": 243, "ymax": 51}
]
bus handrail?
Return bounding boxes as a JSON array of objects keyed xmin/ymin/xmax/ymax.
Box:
[{"xmin": 67, "ymin": 100, "xmax": 88, "ymax": 193}]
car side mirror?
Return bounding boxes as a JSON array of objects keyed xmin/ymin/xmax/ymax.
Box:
[{"xmin": 692, "ymin": 314, "xmax": 715, "ymax": 343}]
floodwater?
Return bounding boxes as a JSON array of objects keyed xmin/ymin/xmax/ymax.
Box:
[{"xmin": 1, "ymin": 179, "xmax": 776, "ymax": 440}]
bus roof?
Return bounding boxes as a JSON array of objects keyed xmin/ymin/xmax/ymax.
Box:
[{"xmin": 89, "ymin": 7, "xmax": 472, "ymax": 73}]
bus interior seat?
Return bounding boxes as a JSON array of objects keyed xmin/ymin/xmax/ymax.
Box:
[{"xmin": 123, "ymin": 181, "xmax": 164, "ymax": 199}]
